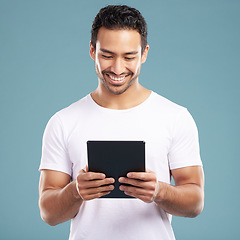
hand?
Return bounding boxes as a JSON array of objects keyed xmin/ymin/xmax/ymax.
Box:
[
  {"xmin": 76, "ymin": 166, "xmax": 115, "ymax": 201},
  {"xmin": 118, "ymin": 169, "xmax": 159, "ymax": 203}
]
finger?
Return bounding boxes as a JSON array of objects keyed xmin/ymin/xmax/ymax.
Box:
[
  {"xmin": 119, "ymin": 184, "xmax": 154, "ymax": 196},
  {"xmin": 119, "ymin": 177, "xmax": 155, "ymax": 190},
  {"xmin": 84, "ymin": 184, "xmax": 114, "ymax": 195},
  {"xmin": 83, "ymin": 177, "xmax": 115, "ymax": 188},
  {"xmin": 119, "ymin": 180, "xmax": 159, "ymax": 203},
  {"xmin": 79, "ymin": 172, "xmax": 106, "ymax": 181},
  {"xmin": 77, "ymin": 167, "xmax": 106, "ymax": 180},
  {"xmin": 79, "ymin": 185, "xmax": 114, "ymax": 200},
  {"xmin": 126, "ymin": 172, "xmax": 157, "ymax": 181},
  {"xmin": 121, "ymin": 189, "xmax": 153, "ymax": 203}
]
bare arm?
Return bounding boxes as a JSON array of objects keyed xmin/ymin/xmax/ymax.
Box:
[
  {"xmin": 155, "ymin": 166, "xmax": 204, "ymax": 217},
  {"xmin": 39, "ymin": 169, "xmax": 115, "ymax": 226},
  {"xmin": 39, "ymin": 170, "xmax": 82, "ymax": 226},
  {"xmin": 119, "ymin": 166, "xmax": 204, "ymax": 218}
]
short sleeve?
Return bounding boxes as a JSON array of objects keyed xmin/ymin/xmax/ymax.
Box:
[
  {"xmin": 168, "ymin": 109, "xmax": 202, "ymax": 170},
  {"xmin": 39, "ymin": 113, "xmax": 72, "ymax": 176}
]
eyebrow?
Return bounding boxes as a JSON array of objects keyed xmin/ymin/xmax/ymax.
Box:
[{"xmin": 100, "ymin": 48, "xmax": 139, "ymax": 55}]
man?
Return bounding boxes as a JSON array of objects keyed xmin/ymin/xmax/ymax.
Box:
[{"xmin": 39, "ymin": 5, "xmax": 204, "ymax": 240}]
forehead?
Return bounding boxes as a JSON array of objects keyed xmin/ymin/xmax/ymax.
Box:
[{"xmin": 96, "ymin": 27, "xmax": 141, "ymax": 53}]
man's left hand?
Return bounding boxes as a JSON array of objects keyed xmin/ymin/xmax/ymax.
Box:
[{"xmin": 118, "ymin": 170, "xmax": 159, "ymax": 203}]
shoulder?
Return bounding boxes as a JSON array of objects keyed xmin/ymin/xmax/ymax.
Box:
[
  {"xmin": 45, "ymin": 94, "xmax": 92, "ymax": 133},
  {"xmin": 148, "ymin": 92, "xmax": 200, "ymax": 136},
  {"xmin": 150, "ymin": 91, "xmax": 187, "ymax": 116},
  {"xmin": 151, "ymin": 93, "xmax": 199, "ymax": 140},
  {"xmin": 58, "ymin": 94, "xmax": 91, "ymax": 116},
  {"xmin": 51, "ymin": 94, "xmax": 92, "ymax": 122}
]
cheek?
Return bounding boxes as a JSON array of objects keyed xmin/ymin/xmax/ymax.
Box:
[
  {"xmin": 129, "ymin": 61, "xmax": 141, "ymax": 74},
  {"xmin": 96, "ymin": 59, "xmax": 110, "ymax": 72}
]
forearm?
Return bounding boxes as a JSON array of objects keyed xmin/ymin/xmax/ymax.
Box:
[
  {"xmin": 155, "ymin": 181, "xmax": 204, "ymax": 218},
  {"xmin": 39, "ymin": 180, "xmax": 82, "ymax": 226}
]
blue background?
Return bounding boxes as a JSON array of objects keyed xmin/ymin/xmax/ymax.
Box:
[{"xmin": 1, "ymin": 0, "xmax": 239, "ymax": 239}]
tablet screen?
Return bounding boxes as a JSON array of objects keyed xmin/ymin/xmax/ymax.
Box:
[{"xmin": 87, "ymin": 140, "xmax": 145, "ymax": 198}]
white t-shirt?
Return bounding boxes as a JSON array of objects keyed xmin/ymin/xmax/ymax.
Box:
[{"xmin": 40, "ymin": 91, "xmax": 202, "ymax": 240}]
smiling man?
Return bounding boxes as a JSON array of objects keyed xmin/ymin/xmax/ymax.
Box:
[
  {"xmin": 39, "ymin": 5, "xmax": 204, "ymax": 240},
  {"xmin": 90, "ymin": 27, "xmax": 150, "ymax": 110},
  {"xmin": 91, "ymin": 27, "xmax": 148, "ymax": 97}
]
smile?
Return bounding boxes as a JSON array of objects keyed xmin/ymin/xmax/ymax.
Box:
[
  {"xmin": 109, "ymin": 75, "xmax": 125, "ymax": 81},
  {"xmin": 106, "ymin": 73, "xmax": 130, "ymax": 82}
]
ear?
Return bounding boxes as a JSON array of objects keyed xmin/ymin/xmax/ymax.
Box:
[
  {"xmin": 141, "ymin": 45, "xmax": 149, "ymax": 64},
  {"xmin": 89, "ymin": 42, "xmax": 95, "ymax": 60}
]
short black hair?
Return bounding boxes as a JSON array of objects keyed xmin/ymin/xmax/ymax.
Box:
[{"xmin": 91, "ymin": 5, "xmax": 147, "ymax": 54}]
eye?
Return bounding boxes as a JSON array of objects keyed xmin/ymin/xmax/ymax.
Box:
[
  {"xmin": 102, "ymin": 55, "xmax": 113, "ymax": 59},
  {"xmin": 125, "ymin": 57, "xmax": 135, "ymax": 61}
]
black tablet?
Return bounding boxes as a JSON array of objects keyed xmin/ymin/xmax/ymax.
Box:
[{"xmin": 87, "ymin": 140, "xmax": 145, "ymax": 198}]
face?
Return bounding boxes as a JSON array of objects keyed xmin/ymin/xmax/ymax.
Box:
[{"xmin": 90, "ymin": 27, "xmax": 149, "ymax": 95}]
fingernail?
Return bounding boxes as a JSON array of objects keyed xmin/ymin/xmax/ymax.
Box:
[
  {"xmin": 109, "ymin": 178, "xmax": 115, "ymax": 183},
  {"xmin": 127, "ymin": 173, "xmax": 132, "ymax": 178}
]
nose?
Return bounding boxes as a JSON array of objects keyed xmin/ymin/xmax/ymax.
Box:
[{"xmin": 111, "ymin": 57, "xmax": 125, "ymax": 75}]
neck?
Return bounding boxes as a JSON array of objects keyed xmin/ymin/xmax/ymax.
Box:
[{"xmin": 91, "ymin": 82, "xmax": 151, "ymax": 110}]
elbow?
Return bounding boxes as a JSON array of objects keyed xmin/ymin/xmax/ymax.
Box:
[
  {"xmin": 188, "ymin": 196, "xmax": 204, "ymax": 218},
  {"xmin": 196, "ymin": 200, "xmax": 204, "ymax": 217},
  {"xmin": 39, "ymin": 199, "xmax": 59, "ymax": 226},
  {"xmin": 40, "ymin": 213, "xmax": 58, "ymax": 226},
  {"xmin": 189, "ymin": 205, "xmax": 204, "ymax": 218},
  {"xmin": 40, "ymin": 207, "xmax": 60, "ymax": 226},
  {"xmin": 189, "ymin": 185, "xmax": 205, "ymax": 218}
]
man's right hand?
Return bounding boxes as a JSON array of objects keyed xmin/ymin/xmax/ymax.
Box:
[{"xmin": 76, "ymin": 167, "xmax": 115, "ymax": 200}]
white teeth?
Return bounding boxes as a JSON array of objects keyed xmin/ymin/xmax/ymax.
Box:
[{"xmin": 109, "ymin": 75, "xmax": 126, "ymax": 81}]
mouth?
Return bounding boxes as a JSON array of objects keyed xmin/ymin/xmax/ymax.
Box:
[
  {"xmin": 105, "ymin": 72, "xmax": 131, "ymax": 85},
  {"xmin": 108, "ymin": 75, "xmax": 126, "ymax": 81}
]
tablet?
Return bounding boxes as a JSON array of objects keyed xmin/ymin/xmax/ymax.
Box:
[{"xmin": 87, "ymin": 140, "xmax": 145, "ymax": 198}]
